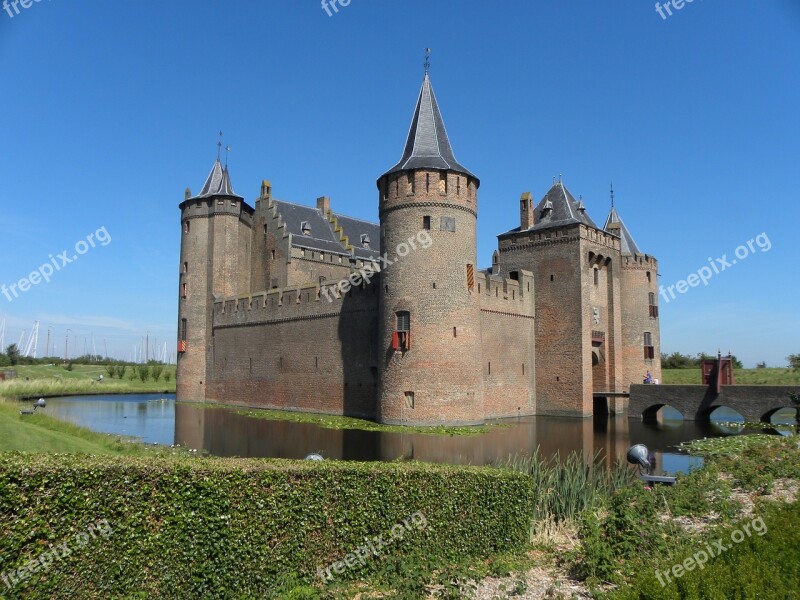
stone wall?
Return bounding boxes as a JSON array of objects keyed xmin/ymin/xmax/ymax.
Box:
[{"xmin": 629, "ymin": 384, "xmax": 800, "ymax": 422}]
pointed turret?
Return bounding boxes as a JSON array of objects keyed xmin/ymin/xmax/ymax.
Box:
[
  {"xmin": 382, "ymin": 73, "xmax": 476, "ymax": 180},
  {"xmin": 191, "ymin": 159, "xmax": 243, "ymax": 200},
  {"xmin": 603, "ymin": 206, "xmax": 642, "ymax": 256}
]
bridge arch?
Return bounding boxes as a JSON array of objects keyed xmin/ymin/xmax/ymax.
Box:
[
  {"xmin": 642, "ymin": 404, "xmax": 684, "ymax": 423},
  {"xmin": 761, "ymin": 406, "xmax": 799, "ymax": 424}
]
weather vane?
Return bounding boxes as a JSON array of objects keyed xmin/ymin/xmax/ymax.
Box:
[
  {"xmin": 217, "ymin": 130, "xmax": 223, "ymax": 161},
  {"xmin": 225, "ymin": 145, "xmax": 231, "ymax": 167},
  {"xmin": 610, "ymin": 181, "xmax": 615, "ymax": 208},
  {"xmin": 424, "ymin": 48, "xmax": 431, "ymax": 74}
]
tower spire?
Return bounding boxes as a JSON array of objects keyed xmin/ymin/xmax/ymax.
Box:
[
  {"xmin": 610, "ymin": 181, "xmax": 615, "ymax": 208},
  {"xmin": 424, "ymin": 47, "xmax": 431, "ymax": 75}
]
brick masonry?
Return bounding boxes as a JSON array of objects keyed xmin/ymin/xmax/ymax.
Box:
[{"xmin": 629, "ymin": 384, "xmax": 800, "ymax": 422}]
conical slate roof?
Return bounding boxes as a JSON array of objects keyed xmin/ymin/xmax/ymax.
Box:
[
  {"xmin": 191, "ymin": 159, "xmax": 242, "ymax": 200},
  {"xmin": 382, "ymin": 73, "xmax": 476, "ymax": 180},
  {"xmin": 604, "ymin": 206, "xmax": 642, "ymax": 256}
]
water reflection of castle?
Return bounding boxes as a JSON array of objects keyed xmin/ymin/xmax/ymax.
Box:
[{"xmin": 175, "ymin": 404, "xmax": 720, "ymax": 470}]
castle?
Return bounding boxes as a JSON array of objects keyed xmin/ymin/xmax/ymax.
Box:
[{"xmin": 176, "ymin": 72, "xmax": 662, "ymax": 425}]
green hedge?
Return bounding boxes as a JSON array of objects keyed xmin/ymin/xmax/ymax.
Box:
[{"xmin": 0, "ymin": 454, "xmax": 533, "ymax": 598}]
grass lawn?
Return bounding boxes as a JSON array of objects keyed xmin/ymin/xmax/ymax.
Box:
[
  {"xmin": 662, "ymin": 367, "xmax": 800, "ymax": 385},
  {"xmin": 0, "ymin": 363, "xmax": 175, "ymax": 400},
  {"xmin": 0, "ymin": 399, "xmax": 159, "ymax": 454}
]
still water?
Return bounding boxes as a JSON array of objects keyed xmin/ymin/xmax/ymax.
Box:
[{"xmin": 44, "ymin": 394, "xmax": 793, "ymax": 474}]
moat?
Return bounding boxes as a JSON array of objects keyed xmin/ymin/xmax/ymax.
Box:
[{"xmin": 44, "ymin": 394, "xmax": 795, "ymax": 474}]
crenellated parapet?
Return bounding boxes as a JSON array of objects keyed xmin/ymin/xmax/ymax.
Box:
[
  {"xmin": 475, "ymin": 270, "xmax": 535, "ymax": 318},
  {"xmin": 621, "ymin": 254, "xmax": 658, "ymax": 271},
  {"xmin": 213, "ymin": 280, "xmax": 379, "ymax": 328}
]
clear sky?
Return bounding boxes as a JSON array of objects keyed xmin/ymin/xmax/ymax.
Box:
[{"xmin": 0, "ymin": 0, "xmax": 798, "ymax": 366}]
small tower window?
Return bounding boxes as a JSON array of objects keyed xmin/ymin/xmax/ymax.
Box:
[
  {"xmin": 457, "ymin": 177, "xmax": 461, "ymax": 196},
  {"xmin": 440, "ymin": 216, "xmax": 455, "ymax": 232},
  {"xmin": 181, "ymin": 282, "xmax": 187, "ymax": 298},
  {"xmin": 301, "ymin": 221, "xmax": 311, "ymax": 236},
  {"xmin": 271, "ymin": 249, "xmax": 276, "ymax": 260},
  {"xmin": 182, "ymin": 262, "xmax": 188, "ymax": 274},
  {"xmin": 643, "ymin": 332, "xmax": 655, "ymax": 359},
  {"xmin": 649, "ymin": 292, "xmax": 659, "ymax": 318},
  {"xmin": 404, "ymin": 391, "xmax": 415, "ymax": 409},
  {"xmin": 593, "ymin": 268, "xmax": 599, "ymax": 286},
  {"xmin": 180, "ymin": 319, "xmax": 187, "ymax": 342},
  {"xmin": 426, "ymin": 173, "xmax": 430, "ymax": 192},
  {"xmin": 438, "ymin": 172, "xmax": 447, "ymax": 194},
  {"xmin": 646, "ymin": 271, "xmax": 652, "ymax": 283},
  {"xmin": 423, "ymin": 216, "xmax": 431, "ymax": 230},
  {"xmin": 361, "ymin": 234, "xmax": 370, "ymax": 248},
  {"xmin": 407, "ymin": 173, "xmax": 414, "ymax": 194},
  {"xmin": 392, "ymin": 311, "xmax": 411, "ymax": 351},
  {"xmin": 184, "ymin": 221, "xmax": 190, "ymax": 233}
]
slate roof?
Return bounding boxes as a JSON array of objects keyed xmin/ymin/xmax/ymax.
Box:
[
  {"xmin": 382, "ymin": 73, "xmax": 477, "ymax": 180},
  {"xmin": 191, "ymin": 159, "xmax": 242, "ymax": 200},
  {"xmin": 500, "ymin": 182, "xmax": 599, "ymax": 236},
  {"xmin": 603, "ymin": 206, "xmax": 642, "ymax": 256},
  {"xmin": 273, "ymin": 200, "xmax": 380, "ymax": 261}
]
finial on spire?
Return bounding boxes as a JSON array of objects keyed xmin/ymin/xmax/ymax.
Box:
[
  {"xmin": 424, "ymin": 48, "xmax": 431, "ymax": 75},
  {"xmin": 225, "ymin": 145, "xmax": 231, "ymax": 168},
  {"xmin": 217, "ymin": 130, "xmax": 223, "ymax": 161},
  {"xmin": 610, "ymin": 181, "xmax": 615, "ymax": 208}
]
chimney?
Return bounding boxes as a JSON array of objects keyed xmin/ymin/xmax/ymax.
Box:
[
  {"xmin": 260, "ymin": 180, "xmax": 272, "ymax": 201},
  {"xmin": 317, "ymin": 196, "xmax": 331, "ymax": 214},
  {"xmin": 520, "ymin": 192, "xmax": 533, "ymax": 230}
]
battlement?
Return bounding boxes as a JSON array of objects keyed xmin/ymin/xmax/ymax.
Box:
[
  {"xmin": 621, "ymin": 254, "xmax": 658, "ymax": 270},
  {"xmin": 475, "ymin": 270, "xmax": 535, "ymax": 315},
  {"xmin": 180, "ymin": 196, "xmax": 254, "ymax": 227},
  {"xmin": 213, "ymin": 278, "xmax": 379, "ymax": 328}
]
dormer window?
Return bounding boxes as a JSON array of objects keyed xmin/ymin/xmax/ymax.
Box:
[
  {"xmin": 360, "ymin": 234, "xmax": 370, "ymax": 248},
  {"xmin": 301, "ymin": 221, "xmax": 311, "ymax": 236}
]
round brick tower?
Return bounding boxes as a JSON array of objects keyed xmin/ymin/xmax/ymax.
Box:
[{"xmin": 376, "ymin": 72, "xmax": 484, "ymax": 426}]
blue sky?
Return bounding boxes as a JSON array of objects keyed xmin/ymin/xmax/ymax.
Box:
[{"xmin": 0, "ymin": 0, "xmax": 798, "ymax": 366}]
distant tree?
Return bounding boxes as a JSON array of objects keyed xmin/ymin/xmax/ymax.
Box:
[
  {"xmin": 756, "ymin": 361, "xmax": 767, "ymax": 369},
  {"xmin": 151, "ymin": 365, "xmax": 163, "ymax": 381},
  {"xmin": 5, "ymin": 344, "xmax": 20, "ymax": 366},
  {"xmin": 65, "ymin": 362, "xmax": 74, "ymax": 372},
  {"xmin": 0, "ymin": 352, "xmax": 9, "ymax": 367},
  {"xmin": 788, "ymin": 354, "xmax": 800, "ymax": 370},
  {"xmin": 138, "ymin": 365, "xmax": 149, "ymax": 382},
  {"xmin": 730, "ymin": 355, "xmax": 744, "ymax": 369},
  {"xmin": 163, "ymin": 370, "xmax": 172, "ymax": 383},
  {"xmin": 116, "ymin": 365, "xmax": 127, "ymax": 379},
  {"xmin": 106, "ymin": 364, "xmax": 116, "ymax": 378}
]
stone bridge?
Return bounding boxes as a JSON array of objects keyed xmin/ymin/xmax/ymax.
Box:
[{"xmin": 628, "ymin": 384, "xmax": 800, "ymax": 422}]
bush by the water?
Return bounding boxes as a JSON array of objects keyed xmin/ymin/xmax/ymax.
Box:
[
  {"xmin": 609, "ymin": 500, "xmax": 800, "ymax": 599},
  {"xmin": 0, "ymin": 454, "xmax": 534, "ymax": 598}
]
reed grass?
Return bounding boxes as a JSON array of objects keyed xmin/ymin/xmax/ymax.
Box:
[{"xmin": 501, "ymin": 448, "xmax": 637, "ymax": 526}]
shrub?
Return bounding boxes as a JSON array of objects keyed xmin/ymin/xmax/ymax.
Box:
[
  {"xmin": 115, "ymin": 365, "xmax": 127, "ymax": 380},
  {"xmin": 609, "ymin": 501, "xmax": 800, "ymax": 599},
  {"xmin": 0, "ymin": 455, "xmax": 533, "ymax": 598},
  {"xmin": 151, "ymin": 365, "xmax": 163, "ymax": 382},
  {"xmin": 105, "ymin": 364, "xmax": 116, "ymax": 378},
  {"xmin": 163, "ymin": 370, "xmax": 172, "ymax": 383},
  {"xmin": 137, "ymin": 365, "xmax": 149, "ymax": 382}
]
